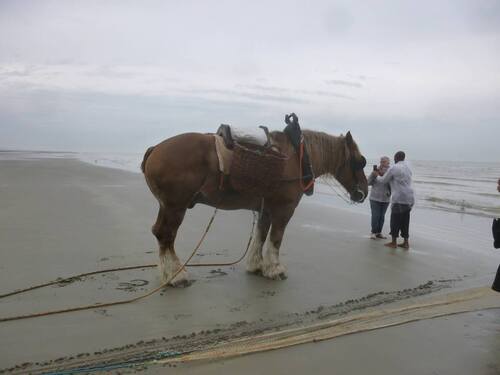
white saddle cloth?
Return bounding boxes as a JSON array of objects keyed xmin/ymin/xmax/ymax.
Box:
[{"xmin": 230, "ymin": 126, "xmax": 268, "ymax": 147}]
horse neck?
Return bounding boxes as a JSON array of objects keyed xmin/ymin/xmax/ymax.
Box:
[{"xmin": 303, "ymin": 131, "xmax": 344, "ymax": 178}]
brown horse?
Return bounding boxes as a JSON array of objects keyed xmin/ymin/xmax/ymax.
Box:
[{"xmin": 142, "ymin": 126, "xmax": 368, "ymax": 286}]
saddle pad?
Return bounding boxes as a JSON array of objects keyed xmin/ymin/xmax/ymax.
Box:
[{"xmin": 214, "ymin": 135, "xmax": 233, "ymax": 175}]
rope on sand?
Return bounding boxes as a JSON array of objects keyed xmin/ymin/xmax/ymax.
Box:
[{"xmin": 0, "ymin": 209, "xmax": 257, "ymax": 323}]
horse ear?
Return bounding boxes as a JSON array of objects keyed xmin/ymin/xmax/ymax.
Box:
[
  {"xmin": 344, "ymin": 133, "xmax": 352, "ymax": 162},
  {"xmin": 346, "ymin": 131, "xmax": 354, "ymax": 147}
]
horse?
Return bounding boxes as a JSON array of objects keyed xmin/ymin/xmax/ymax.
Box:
[{"xmin": 141, "ymin": 123, "xmax": 368, "ymax": 287}]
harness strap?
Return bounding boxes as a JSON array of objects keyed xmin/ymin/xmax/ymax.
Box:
[
  {"xmin": 219, "ymin": 172, "xmax": 225, "ymax": 191},
  {"xmin": 299, "ymin": 137, "xmax": 315, "ymax": 192}
]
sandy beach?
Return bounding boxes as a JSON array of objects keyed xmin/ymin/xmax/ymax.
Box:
[{"xmin": 0, "ymin": 157, "xmax": 499, "ymax": 374}]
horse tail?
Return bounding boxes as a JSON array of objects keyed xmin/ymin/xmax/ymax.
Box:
[{"xmin": 141, "ymin": 146, "xmax": 155, "ymax": 173}]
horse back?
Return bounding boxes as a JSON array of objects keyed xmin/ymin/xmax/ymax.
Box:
[{"xmin": 142, "ymin": 133, "xmax": 219, "ymax": 195}]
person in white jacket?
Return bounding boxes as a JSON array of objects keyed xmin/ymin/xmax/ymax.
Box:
[{"xmin": 375, "ymin": 151, "xmax": 415, "ymax": 249}]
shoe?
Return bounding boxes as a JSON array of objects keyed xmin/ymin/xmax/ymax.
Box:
[
  {"xmin": 370, "ymin": 234, "xmax": 377, "ymax": 240},
  {"xmin": 376, "ymin": 233, "xmax": 387, "ymax": 239}
]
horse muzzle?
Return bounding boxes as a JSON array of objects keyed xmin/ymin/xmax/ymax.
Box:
[{"xmin": 350, "ymin": 187, "xmax": 366, "ymax": 203}]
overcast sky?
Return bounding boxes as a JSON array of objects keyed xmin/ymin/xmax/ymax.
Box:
[{"xmin": 0, "ymin": 0, "xmax": 499, "ymax": 161}]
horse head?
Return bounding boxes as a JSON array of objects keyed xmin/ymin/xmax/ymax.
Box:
[{"xmin": 335, "ymin": 131, "xmax": 368, "ymax": 203}]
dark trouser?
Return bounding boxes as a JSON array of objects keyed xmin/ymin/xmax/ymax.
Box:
[
  {"xmin": 390, "ymin": 203, "xmax": 412, "ymax": 239},
  {"xmin": 370, "ymin": 200, "xmax": 389, "ymax": 234},
  {"xmin": 493, "ymin": 264, "xmax": 500, "ymax": 292}
]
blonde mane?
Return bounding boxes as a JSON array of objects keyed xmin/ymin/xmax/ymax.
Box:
[{"xmin": 302, "ymin": 130, "xmax": 362, "ymax": 178}]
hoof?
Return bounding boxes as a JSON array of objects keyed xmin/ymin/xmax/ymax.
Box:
[
  {"xmin": 246, "ymin": 262, "xmax": 263, "ymax": 275},
  {"xmin": 262, "ymin": 264, "xmax": 287, "ymax": 280},
  {"xmin": 247, "ymin": 268, "xmax": 263, "ymax": 276},
  {"xmin": 166, "ymin": 268, "xmax": 191, "ymax": 287},
  {"xmin": 169, "ymin": 277, "xmax": 193, "ymax": 288},
  {"xmin": 276, "ymin": 272, "xmax": 288, "ymax": 280},
  {"xmin": 246, "ymin": 255, "xmax": 263, "ymax": 275},
  {"xmin": 159, "ymin": 264, "xmax": 191, "ymax": 287}
]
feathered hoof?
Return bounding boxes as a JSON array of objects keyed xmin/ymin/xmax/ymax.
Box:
[
  {"xmin": 277, "ymin": 272, "xmax": 288, "ymax": 280},
  {"xmin": 262, "ymin": 264, "xmax": 288, "ymax": 280},
  {"xmin": 246, "ymin": 261, "xmax": 263, "ymax": 275},
  {"xmin": 169, "ymin": 277, "xmax": 193, "ymax": 288},
  {"xmin": 166, "ymin": 269, "xmax": 191, "ymax": 288},
  {"xmin": 246, "ymin": 268, "xmax": 263, "ymax": 276},
  {"xmin": 159, "ymin": 261, "xmax": 191, "ymax": 288},
  {"xmin": 246, "ymin": 255, "xmax": 263, "ymax": 275}
]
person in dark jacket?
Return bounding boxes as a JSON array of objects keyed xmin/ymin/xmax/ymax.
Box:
[{"xmin": 492, "ymin": 177, "xmax": 500, "ymax": 292}]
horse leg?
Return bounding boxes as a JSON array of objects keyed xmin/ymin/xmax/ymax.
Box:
[
  {"xmin": 262, "ymin": 205, "xmax": 295, "ymax": 280},
  {"xmin": 246, "ymin": 209, "xmax": 271, "ymax": 274},
  {"xmin": 152, "ymin": 205, "xmax": 189, "ymax": 287}
]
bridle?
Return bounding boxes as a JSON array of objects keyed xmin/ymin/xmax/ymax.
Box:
[
  {"xmin": 342, "ymin": 154, "xmax": 367, "ymax": 202},
  {"xmin": 351, "ymin": 155, "xmax": 367, "ymax": 201}
]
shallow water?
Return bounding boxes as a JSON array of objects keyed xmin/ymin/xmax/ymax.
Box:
[{"xmin": 409, "ymin": 160, "xmax": 500, "ymax": 217}]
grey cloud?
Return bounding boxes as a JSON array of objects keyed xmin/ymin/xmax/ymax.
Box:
[
  {"xmin": 348, "ymin": 74, "xmax": 368, "ymax": 81},
  {"xmin": 180, "ymin": 88, "xmax": 307, "ymax": 105},
  {"xmin": 235, "ymin": 84, "xmax": 291, "ymax": 94},
  {"xmin": 84, "ymin": 66, "xmax": 139, "ymax": 79},
  {"xmin": 236, "ymin": 84, "xmax": 355, "ymax": 100},
  {"xmin": 460, "ymin": 0, "xmax": 500, "ymax": 34},
  {"xmin": 0, "ymin": 65, "xmax": 40, "ymax": 77},
  {"xmin": 325, "ymin": 80, "xmax": 363, "ymax": 88},
  {"xmin": 300, "ymin": 90, "xmax": 355, "ymax": 100}
]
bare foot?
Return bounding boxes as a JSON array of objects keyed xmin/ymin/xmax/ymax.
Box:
[
  {"xmin": 384, "ymin": 242, "xmax": 397, "ymax": 248},
  {"xmin": 398, "ymin": 242, "xmax": 409, "ymax": 249}
]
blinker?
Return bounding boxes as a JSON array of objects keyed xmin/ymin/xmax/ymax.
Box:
[{"xmin": 351, "ymin": 156, "xmax": 367, "ymax": 171}]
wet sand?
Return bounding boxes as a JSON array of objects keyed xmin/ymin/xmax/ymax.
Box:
[{"xmin": 0, "ymin": 158, "xmax": 499, "ymax": 373}]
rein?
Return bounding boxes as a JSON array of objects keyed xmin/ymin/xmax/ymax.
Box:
[
  {"xmin": 299, "ymin": 135, "xmax": 315, "ymax": 192},
  {"xmin": 322, "ymin": 178, "xmax": 356, "ymax": 205}
]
